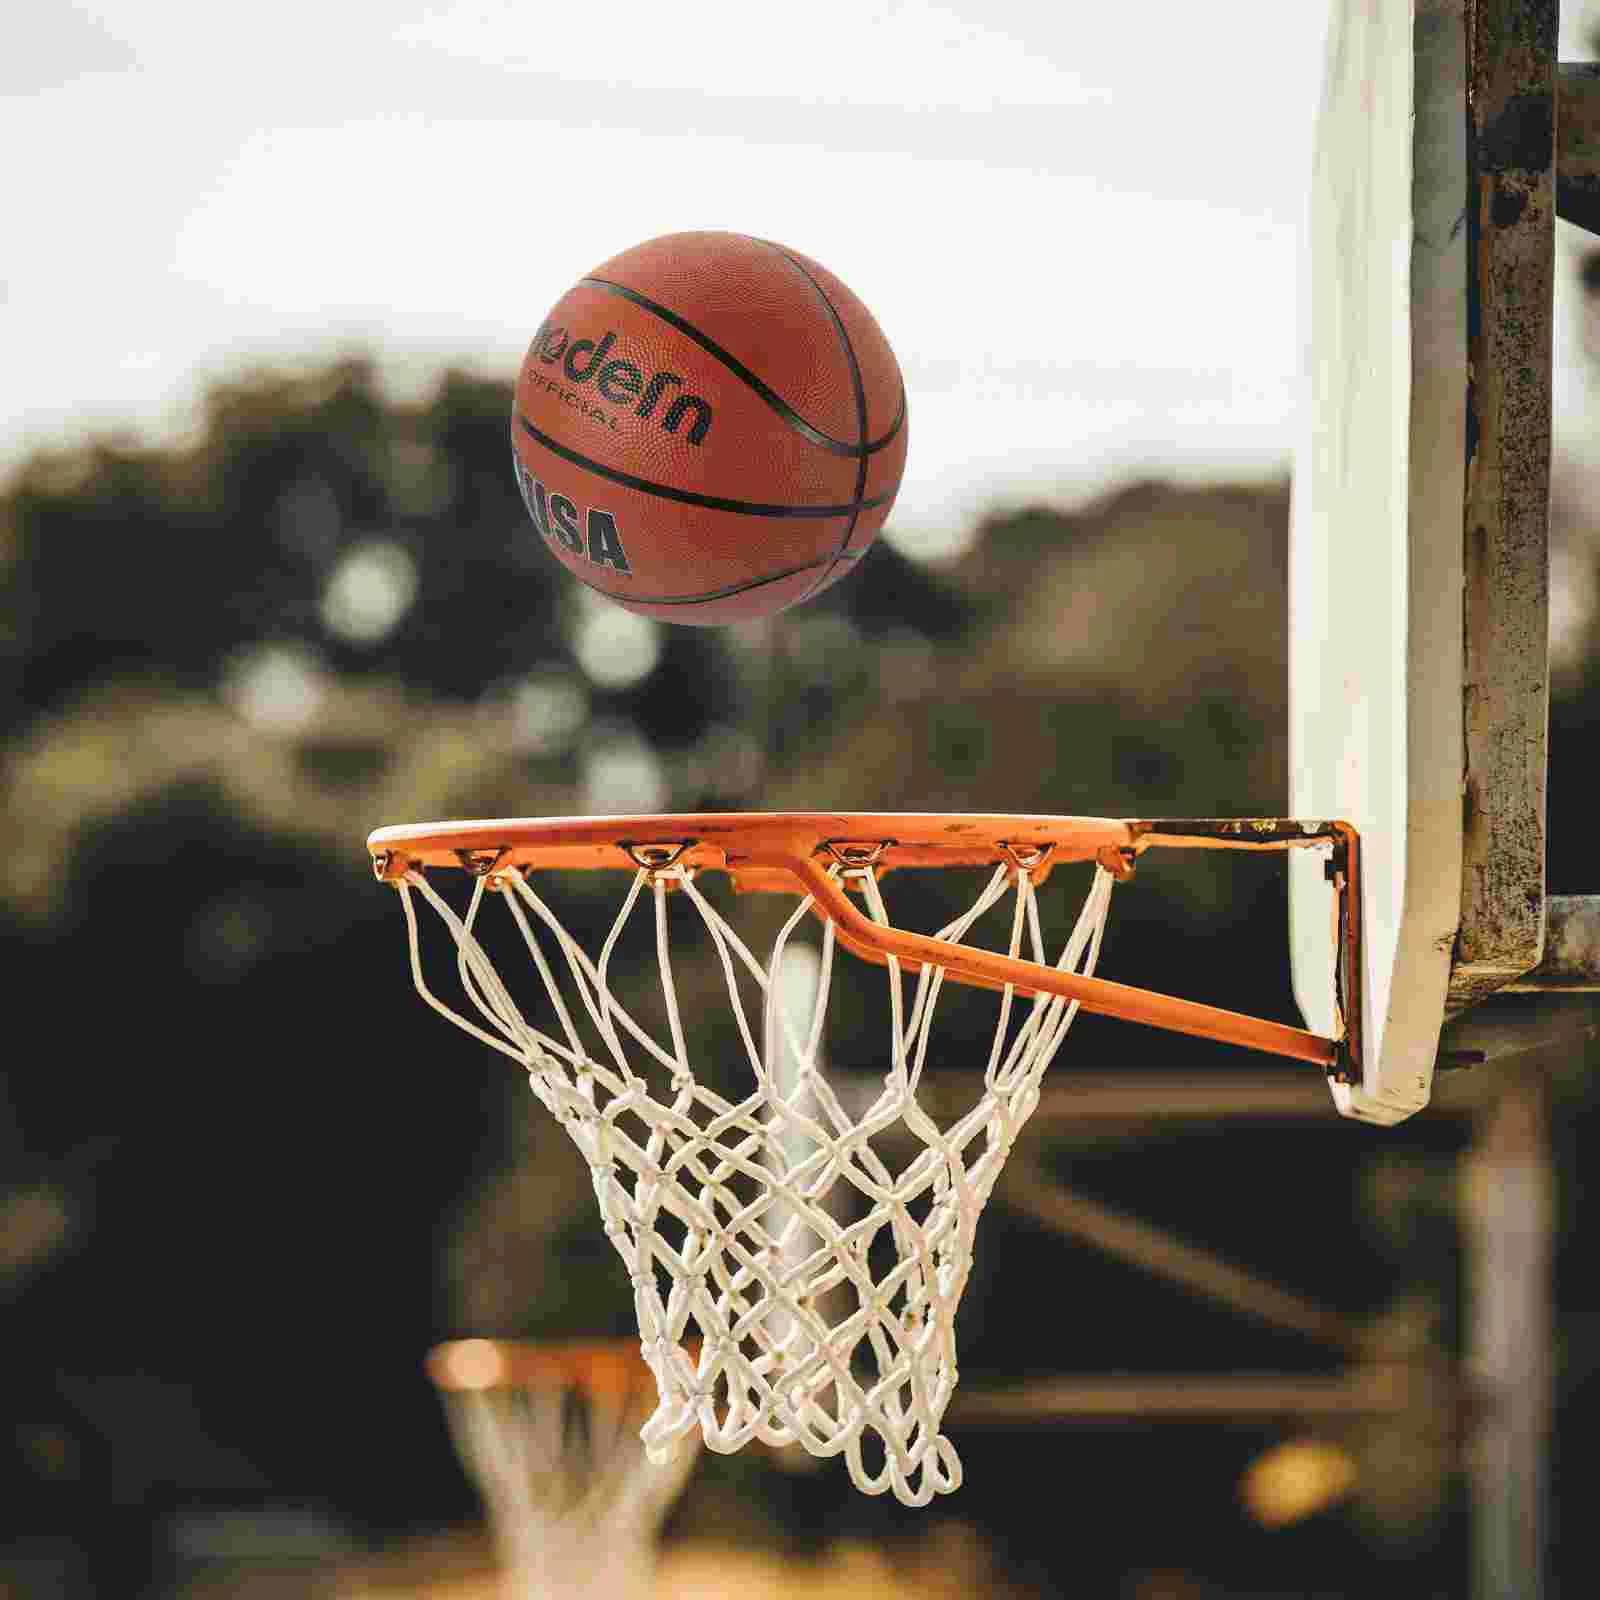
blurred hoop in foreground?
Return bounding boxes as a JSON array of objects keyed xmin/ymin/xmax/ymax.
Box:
[
  {"xmin": 376, "ymin": 812, "xmax": 1360, "ymax": 1504},
  {"xmin": 427, "ymin": 1337, "xmax": 699, "ymax": 1598}
]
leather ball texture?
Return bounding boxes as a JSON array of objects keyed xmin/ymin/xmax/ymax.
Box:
[{"xmin": 510, "ymin": 231, "xmax": 907, "ymax": 624}]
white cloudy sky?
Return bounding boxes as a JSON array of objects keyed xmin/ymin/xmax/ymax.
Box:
[{"xmin": 4, "ymin": 2, "xmax": 1598, "ymax": 556}]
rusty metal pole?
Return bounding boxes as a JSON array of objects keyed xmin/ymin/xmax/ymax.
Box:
[{"xmin": 1464, "ymin": 1072, "xmax": 1553, "ymax": 1600}]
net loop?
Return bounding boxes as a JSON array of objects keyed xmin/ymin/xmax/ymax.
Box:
[{"xmin": 392, "ymin": 851, "xmax": 1115, "ymax": 1507}]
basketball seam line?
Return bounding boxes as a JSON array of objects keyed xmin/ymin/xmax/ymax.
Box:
[
  {"xmin": 763, "ymin": 242, "xmax": 872, "ymax": 603},
  {"xmin": 516, "ymin": 413, "xmax": 896, "ymax": 518},
  {"xmin": 569, "ymin": 549, "xmax": 864, "ymax": 608},
  {"xmin": 579, "ymin": 275, "xmax": 906, "ymax": 458}
]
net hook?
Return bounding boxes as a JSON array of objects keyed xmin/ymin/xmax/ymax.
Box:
[
  {"xmin": 822, "ymin": 838, "xmax": 893, "ymax": 872},
  {"xmin": 455, "ymin": 846, "xmax": 511, "ymax": 879},
  {"xmin": 621, "ymin": 840, "xmax": 695, "ymax": 875},
  {"xmin": 999, "ymin": 840, "xmax": 1055, "ymax": 878}
]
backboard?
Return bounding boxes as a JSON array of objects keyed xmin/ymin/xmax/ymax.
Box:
[{"xmin": 1289, "ymin": 0, "xmax": 1552, "ymax": 1124}]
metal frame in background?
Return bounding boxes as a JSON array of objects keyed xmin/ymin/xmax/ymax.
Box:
[{"xmin": 931, "ymin": 1016, "xmax": 1598, "ymax": 1598}]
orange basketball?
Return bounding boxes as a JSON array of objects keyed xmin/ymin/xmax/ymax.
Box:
[{"xmin": 510, "ymin": 232, "xmax": 907, "ymax": 624}]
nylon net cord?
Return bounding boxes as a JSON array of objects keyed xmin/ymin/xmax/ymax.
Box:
[{"xmin": 393, "ymin": 856, "xmax": 1115, "ymax": 1506}]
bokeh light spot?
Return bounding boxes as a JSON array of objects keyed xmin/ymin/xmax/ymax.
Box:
[
  {"xmin": 574, "ymin": 593, "xmax": 662, "ymax": 690},
  {"xmin": 320, "ymin": 540, "xmax": 418, "ymax": 645},
  {"xmin": 225, "ymin": 644, "xmax": 327, "ymax": 734},
  {"xmin": 580, "ymin": 726, "xmax": 668, "ymax": 813}
]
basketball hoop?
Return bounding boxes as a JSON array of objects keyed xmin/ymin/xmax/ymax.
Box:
[
  {"xmin": 374, "ymin": 812, "xmax": 1359, "ymax": 1505},
  {"xmin": 427, "ymin": 1337, "xmax": 699, "ymax": 1597}
]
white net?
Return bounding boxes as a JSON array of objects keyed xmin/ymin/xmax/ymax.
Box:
[{"xmin": 394, "ymin": 854, "xmax": 1116, "ymax": 1507}]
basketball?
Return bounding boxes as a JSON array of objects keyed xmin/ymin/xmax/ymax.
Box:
[{"xmin": 509, "ymin": 232, "xmax": 907, "ymax": 624}]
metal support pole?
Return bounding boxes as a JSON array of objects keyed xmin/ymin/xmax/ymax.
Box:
[
  {"xmin": 996, "ymin": 1162, "xmax": 1366, "ymax": 1355},
  {"xmin": 1465, "ymin": 1072, "xmax": 1553, "ymax": 1600}
]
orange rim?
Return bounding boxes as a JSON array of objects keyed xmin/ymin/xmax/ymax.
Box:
[
  {"xmin": 426, "ymin": 1336, "xmax": 697, "ymax": 1399},
  {"xmin": 369, "ymin": 810, "xmax": 1136, "ymax": 885},
  {"xmin": 369, "ymin": 812, "xmax": 1360, "ymax": 1077}
]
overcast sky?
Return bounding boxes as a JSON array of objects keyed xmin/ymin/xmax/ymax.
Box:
[{"xmin": 5, "ymin": 3, "xmax": 1597, "ymax": 557}]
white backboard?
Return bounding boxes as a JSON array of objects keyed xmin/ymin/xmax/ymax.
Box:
[{"xmin": 1289, "ymin": 0, "xmax": 1550, "ymax": 1125}]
